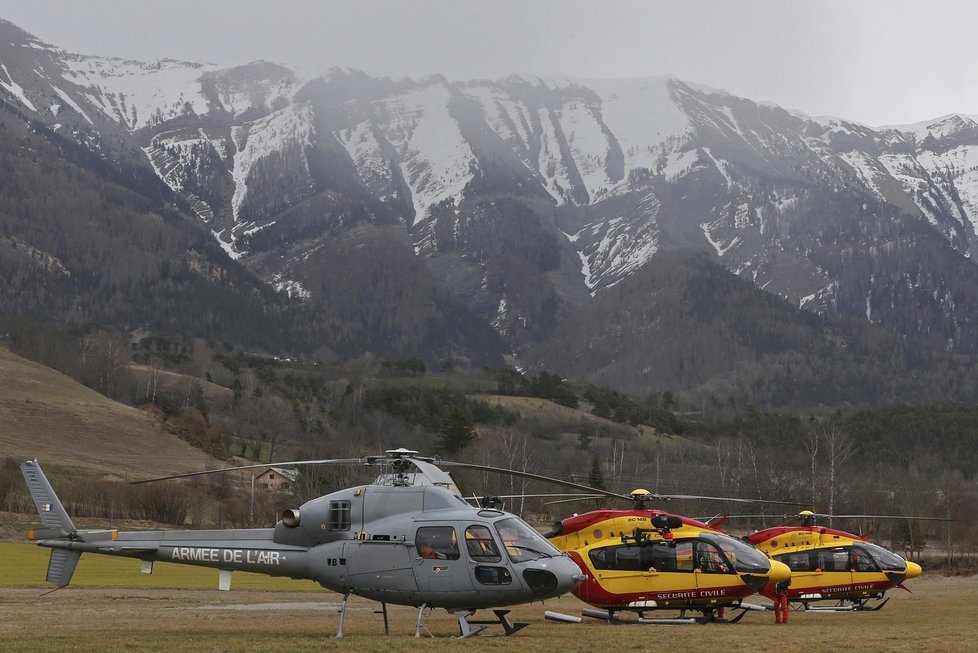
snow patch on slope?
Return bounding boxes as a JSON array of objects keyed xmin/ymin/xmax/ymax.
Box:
[
  {"xmin": 580, "ymin": 77, "xmax": 691, "ymax": 174},
  {"xmin": 555, "ymin": 98, "xmax": 614, "ymax": 200},
  {"xmin": 231, "ymin": 101, "xmax": 316, "ymax": 221},
  {"xmin": 463, "ymin": 84, "xmax": 532, "ymax": 152},
  {"xmin": 916, "ymin": 145, "xmax": 978, "ymax": 234},
  {"xmin": 879, "ymin": 153, "xmax": 957, "ymax": 229},
  {"xmin": 337, "ymin": 120, "xmax": 398, "ymax": 201},
  {"xmin": 661, "ymin": 149, "xmax": 700, "ymax": 179},
  {"xmin": 62, "ymin": 55, "xmax": 215, "ymax": 130},
  {"xmin": 701, "ymin": 147, "xmax": 733, "ymax": 188},
  {"xmin": 49, "ymin": 84, "xmax": 92, "ymax": 124},
  {"xmin": 212, "ymin": 75, "xmax": 296, "ymax": 119},
  {"xmin": 568, "ymin": 193, "xmax": 662, "ymax": 292},
  {"xmin": 837, "ymin": 151, "xmax": 885, "ymax": 200},
  {"xmin": 374, "ymin": 82, "xmax": 475, "ymax": 225},
  {"xmin": 536, "ymin": 106, "xmax": 575, "ymax": 202},
  {"xmin": 0, "ymin": 64, "xmax": 36, "ymax": 111}
]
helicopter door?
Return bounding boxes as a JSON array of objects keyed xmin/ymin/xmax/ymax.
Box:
[
  {"xmin": 343, "ymin": 539, "xmax": 419, "ymax": 593},
  {"xmin": 413, "ymin": 525, "xmax": 474, "ymax": 593},
  {"xmin": 814, "ymin": 546, "xmax": 855, "ymax": 593},
  {"xmin": 849, "ymin": 544, "xmax": 884, "ymax": 588},
  {"xmin": 693, "ymin": 540, "xmax": 736, "ymax": 596},
  {"xmin": 462, "ymin": 524, "xmax": 514, "ymax": 595}
]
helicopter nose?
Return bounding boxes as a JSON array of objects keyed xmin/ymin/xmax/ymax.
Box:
[
  {"xmin": 768, "ymin": 559, "xmax": 792, "ymax": 584},
  {"xmin": 904, "ymin": 560, "xmax": 923, "ymax": 579},
  {"xmin": 532, "ymin": 556, "xmax": 586, "ymax": 597}
]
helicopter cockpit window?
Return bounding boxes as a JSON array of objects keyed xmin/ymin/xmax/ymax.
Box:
[
  {"xmin": 415, "ymin": 526, "xmax": 460, "ymax": 560},
  {"xmin": 495, "ymin": 517, "xmax": 562, "ymax": 563},
  {"xmin": 850, "ymin": 545, "xmax": 882, "ymax": 572},
  {"xmin": 703, "ymin": 533, "xmax": 771, "ymax": 573},
  {"xmin": 329, "ymin": 500, "xmax": 351, "ymax": 531},
  {"xmin": 859, "ymin": 542, "xmax": 907, "ymax": 571},
  {"xmin": 695, "ymin": 541, "xmax": 732, "ymax": 573},
  {"xmin": 465, "ymin": 525, "xmax": 501, "ymax": 562}
]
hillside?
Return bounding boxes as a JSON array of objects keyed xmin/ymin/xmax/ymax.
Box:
[
  {"xmin": 0, "ymin": 347, "xmax": 215, "ymax": 478},
  {"xmin": 530, "ymin": 250, "xmax": 970, "ymax": 407}
]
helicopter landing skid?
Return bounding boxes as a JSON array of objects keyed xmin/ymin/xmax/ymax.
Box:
[
  {"xmin": 335, "ymin": 591, "xmax": 352, "ymax": 638},
  {"xmin": 453, "ymin": 609, "xmax": 529, "ymax": 638},
  {"xmin": 583, "ymin": 606, "xmax": 751, "ymax": 625},
  {"xmin": 415, "ymin": 603, "xmax": 432, "ymax": 638},
  {"xmin": 798, "ymin": 597, "xmax": 890, "ymax": 612},
  {"xmin": 637, "ymin": 616, "xmax": 697, "ymax": 624}
]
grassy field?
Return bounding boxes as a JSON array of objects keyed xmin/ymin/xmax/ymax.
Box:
[
  {"xmin": 0, "ymin": 542, "xmax": 320, "ymax": 590},
  {"xmin": 0, "ymin": 347, "xmax": 215, "ymax": 479},
  {"xmin": 1, "ymin": 540, "xmax": 975, "ymax": 652},
  {"xmin": 482, "ymin": 394, "xmax": 697, "ymax": 447}
]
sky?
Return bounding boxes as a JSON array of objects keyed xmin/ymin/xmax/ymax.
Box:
[{"xmin": 1, "ymin": 0, "xmax": 976, "ymax": 127}]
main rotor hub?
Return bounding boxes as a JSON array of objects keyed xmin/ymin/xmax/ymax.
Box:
[
  {"xmin": 630, "ymin": 488, "xmax": 653, "ymax": 509},
  {"xmin": 385, "ymin": 448, "xmax": 420, "ymax": 459}
]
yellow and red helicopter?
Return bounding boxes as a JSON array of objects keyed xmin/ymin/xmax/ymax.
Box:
[
  {"xmin": 443, "ymin": 463, "xmax": 798, "ymax": 625},
  {"xmin": 541, "ymin": 490, "xmax": 793, "ymax": 623},
  {"xmin": 739, "ymin": 511, "xmax": 927, "ymax": 612}
]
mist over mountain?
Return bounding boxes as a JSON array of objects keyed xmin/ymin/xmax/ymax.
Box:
[{"xmin": 3, "ymin": 17, "xmax": 978, "ymax": 408}]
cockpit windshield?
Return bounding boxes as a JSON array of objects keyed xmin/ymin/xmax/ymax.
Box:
[
  {"xmin": 859, "ymin": 542, "xmax": 908, "ymax": 571},
  {"xmin": 495, "ymin": 517, "xmax": 563, "ymax": 562},
  {"xmin": 701, "ymin": 532, "xmax": 771, "ymax": 573}
]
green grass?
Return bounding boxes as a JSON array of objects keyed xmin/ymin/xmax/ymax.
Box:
[{"xmin": 0, "ymin": 542, "xmax": 319, "ymax": 591}]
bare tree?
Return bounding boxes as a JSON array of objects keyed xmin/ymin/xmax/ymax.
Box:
[
  {"xmin": 604, "ymin": 439, "xmax": 628, "ymax": 491},
  {"xmin": 146, "ymin": 361, "xmax": 162, "ymax": 404},
  {"xmin": 802, "ymin": 423, "xmax": 820, "ymax": 510},
  {"xmin": 81, "ymin": 333, "xmax": 131, "ymax": 401},
  {"xmin": 820, "ymin": 423, "xmax": 855, "ymax": 523}
]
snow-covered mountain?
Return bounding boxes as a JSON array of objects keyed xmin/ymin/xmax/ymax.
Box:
[{"xmin": 4, "ymin": 17, "xmax": 978, "ymax": 403}]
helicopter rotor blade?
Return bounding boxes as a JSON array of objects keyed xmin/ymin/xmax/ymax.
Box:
[
  {"xmin": 439, "ymin": 460, "xmax": 804, "ymax": 506},
  {"xmin": 129, "ymin": 458, "xmax": 367, "ymax": 484},
  {"xmin": 437, "ymin": 461, "xmax": 632, "ymax": 502},
  {"xmin": 464, "ymin": 493, "xmax": 607, "ymax": 501},
  {"xmin": 543, "ymin": 495, "xmax": 605, "ymax": 506},
  {"xmin": 715, "ymin": 512, "xmax": 951, "ymax": 522},
  {"xmin": 813, "ymin": 513, "xmax": 952, "ymax": 521},
  {"xmin": 653, "ymin": 493, "xmax": 804, "ymax": 505}
]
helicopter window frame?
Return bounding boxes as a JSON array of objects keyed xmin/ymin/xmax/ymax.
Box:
[
  {"xmin": 415, "ymin": 526, "xmax": 460, "ymax": 561},
  {"xmin": 464, "ymin": 525, "xmax": 502, "ymax": 563},
  {"xmin": 328, "ymin": 500, "xmax": 352, "ymax": 531}
]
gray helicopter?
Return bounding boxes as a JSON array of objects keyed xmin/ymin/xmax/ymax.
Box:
[{"xmin": 20, "ymin": 449, "xmax": 586, "ymax": 638}]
